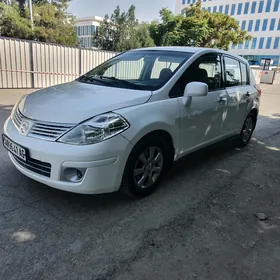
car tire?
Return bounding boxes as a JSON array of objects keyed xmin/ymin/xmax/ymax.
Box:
[
  {"xmin": 238, "ymin": 113, "xmax": 256, "ymax": 147},
  {"xmin": 122, "ymin": 135, "xmax": 169, "ymax": 197}
]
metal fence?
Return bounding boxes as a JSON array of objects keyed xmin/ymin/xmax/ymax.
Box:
[
  {"xmin": 0, "ymin": 37, "xmax": 117, "ymax": 89},
  {"xmin": 2, "ymin": 36, "xmax": 277, "ymax": 89}
]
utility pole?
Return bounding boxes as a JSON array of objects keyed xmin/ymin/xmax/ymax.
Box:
[{"xmin": 28, "ymin": 0, "xmax": 34, "ymax": 30}]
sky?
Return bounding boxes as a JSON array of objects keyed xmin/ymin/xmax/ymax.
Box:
[{"xmin": 68, "ymin": 0, "xmax": 175, "ymax": 22}]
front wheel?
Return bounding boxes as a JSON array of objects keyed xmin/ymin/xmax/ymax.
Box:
[
  {"xmin": 238, "ymin": 113, "xmax": 256, "ymax": 147},
  {"xmin": 122, "ymin": 136, "xmax": 169, "ymax": 197}
]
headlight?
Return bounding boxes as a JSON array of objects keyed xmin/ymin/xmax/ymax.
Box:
[{"xmin": 58, "ymin": 113, "xmax": 129, "ymax": 145}]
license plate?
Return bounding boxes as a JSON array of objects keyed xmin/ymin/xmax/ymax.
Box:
[{"xmin": 2, "ymin": 134, "xmax": 27, "ymax": 162}]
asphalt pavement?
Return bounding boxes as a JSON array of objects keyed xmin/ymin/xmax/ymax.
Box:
[{"xmin": 0, "ymin": 85, "xmax": 280, "ymax": 280}]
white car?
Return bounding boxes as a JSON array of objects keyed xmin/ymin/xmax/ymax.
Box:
[{"xmin": 2, "ymin": 47, "xmax": 261, "ymax": 196}]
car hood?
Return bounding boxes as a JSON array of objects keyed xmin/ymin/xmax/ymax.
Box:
[{"xmin": 18, "ymin": 81, "xmax": 152, "ymax": 123}]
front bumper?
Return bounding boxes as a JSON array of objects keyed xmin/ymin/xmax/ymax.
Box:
[{"xmin": 4, "ymin": 117, "xmax": 133, "ymax": 194}]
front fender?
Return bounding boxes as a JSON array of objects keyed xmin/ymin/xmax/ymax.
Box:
[{"xmin": 115, "ymin": 99, "xmax": 180, "ymax": 148}]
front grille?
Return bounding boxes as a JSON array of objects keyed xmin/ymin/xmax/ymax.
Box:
[
  {"xmin": 13, "ymin": 108, "xmax": 24, "ymax": 129},
  {"xmin": 13, "ymin": 108, "xmax": 75, "ymax": 141},
  {"xmin": 12, "ymin": 155, "xmax": 51, "ymax": 178},
  {"xmin": 29, "ymin": 122, "xmax": 74, "ymax": 141}
]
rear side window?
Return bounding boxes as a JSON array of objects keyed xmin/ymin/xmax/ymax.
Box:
[
  {"xmin": 224, "ymin": 56, "xmax": 242, "ymax": 87},
  {"xmin": 240, "ymin": 62, "xmax": 249, "ymax": 85}
]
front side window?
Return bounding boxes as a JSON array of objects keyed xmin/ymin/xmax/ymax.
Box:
[
  {"xmin": 78, "ymin": 50, "xmax": 192, "ymax": 91},
  {"xmin": 170, "ymin": 53, "xmax": 222, "ymax": 97},
  {"xmin": 224, "ymin": 57, "xmax": 242, "ymax": 87}
]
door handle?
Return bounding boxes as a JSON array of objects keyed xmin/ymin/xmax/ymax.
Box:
[
  {"xmin": 218, "ymin": 97, "xmax": 227, "ymax": 103},
  {"xmin": 246, "ymin": 91, "xmax": 251, "ymax": 97}
]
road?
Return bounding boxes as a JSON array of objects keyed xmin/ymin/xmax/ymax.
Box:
[{"xmin": 0, "ymin": 85, "xmax": 280, "ymax": 280}]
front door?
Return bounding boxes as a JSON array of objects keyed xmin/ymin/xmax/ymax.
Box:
[{"xmin": 170, "ymin": 53, "xmax": 227, "ymax": 155}]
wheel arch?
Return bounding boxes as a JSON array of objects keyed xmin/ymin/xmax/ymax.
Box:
[
  {"xmin": 130, "ymin": 129, "xmax": 175, "ymax": 164},
  {"xmin": 122, "ymin": 129, "xmax": 175, "ymax": 186},
  {"xmin": 250, "ymin": 108, "xmax": 259, "ymax": 129}
]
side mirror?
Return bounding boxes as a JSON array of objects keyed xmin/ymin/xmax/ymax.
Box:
[{"xmin": 183, "ymin": 82, "xmax": 208, "ymax": 106}]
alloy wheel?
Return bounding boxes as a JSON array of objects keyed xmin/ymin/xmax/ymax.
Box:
[
  {"xmin": 133, "ymin": 146, "xmax": 164, "ymax": 189},
  {"xmin": 242, "ymin": 117, "xmax": 253, "ymax": 143}
]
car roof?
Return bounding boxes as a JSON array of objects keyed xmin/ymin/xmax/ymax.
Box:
[
  {"xmin": 135, "ymin": 46, "xmax": 211, "ymax": 53},
  {"xmin": 132, "ymin": 46, "xmax": 248, "ymax": 64}
]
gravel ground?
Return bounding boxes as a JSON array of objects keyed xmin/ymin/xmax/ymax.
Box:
[{"xmin": 0, "ymin": 85, "xmax": 280, "ymax": 280}]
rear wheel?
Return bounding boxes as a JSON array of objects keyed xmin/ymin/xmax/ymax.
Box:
[
  {"xmin": 122, "ymin": 136, "xmax": 169, "ymax": 197},
  {"xmin": 238, "ymin": 113, "xmax": 256, "ymax": 147}
]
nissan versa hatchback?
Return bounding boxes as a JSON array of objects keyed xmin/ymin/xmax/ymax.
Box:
[{"xmin": 2, "ymin": 47, "xmax": 261, "ymax": 197}]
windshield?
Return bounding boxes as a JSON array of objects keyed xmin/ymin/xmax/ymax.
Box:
[{"xmin": 77, "ymin": 50, "xmax": 193, "ymax": 91}]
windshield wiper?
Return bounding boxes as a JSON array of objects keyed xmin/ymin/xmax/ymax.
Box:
[
  {"xmin": 77, "ymin": 75, "xmax": 115, "ymax": 86},
  {"xmin": 99, "ymin": 76, "xmax": 144, "ymax": 90}
]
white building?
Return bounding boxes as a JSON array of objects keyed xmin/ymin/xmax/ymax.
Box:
[
  {"xmin": 75, "ymin": 16, "xmax": 103, "ymax": 48},
  {"xmin": 176, "ymin": 0, "xmax": 280, "ymax": 67}
]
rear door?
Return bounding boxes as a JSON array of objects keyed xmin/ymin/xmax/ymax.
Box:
[{"xmin": 223, "ymin": 56, "xmax": 249, "ymax": 134}]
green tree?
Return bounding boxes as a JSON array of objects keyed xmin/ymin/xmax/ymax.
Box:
[
  {"xmin": 0, "ymin": 2, "xmax": 33, "ymax": 39},
  {"xmin": 16, "ymin": 0, "xmax": 25, "ymax": 15},
  {"xmin": 135, "ymin": 23, "xmax": 155, "ymax": 49},
  {"xmin": 93, "ymin": 5, "xmax": 154, "ymax": 52},
  {"xmin": 149, "ymin": 2, "xmax": 252, "ymax": 50},
  {"xmin": 15, "ymin": 0, "xmax": 71, "ymax": 12},
  {"xmin": 32, "ymin": 3, "xmax": 77, "ymax": 45},
  {"xmin": 0, "ymin": 1, "xmax": 77, "ymax": 46}
]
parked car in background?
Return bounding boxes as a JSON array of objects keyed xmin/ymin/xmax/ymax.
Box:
[{"xmin": 2, "ymin": 47, "xmax": 261, "ymax": 197}]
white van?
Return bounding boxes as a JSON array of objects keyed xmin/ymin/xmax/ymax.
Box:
[{"xmin": 2, "ymin": 47, "xmax": 261, "ymax": 196}]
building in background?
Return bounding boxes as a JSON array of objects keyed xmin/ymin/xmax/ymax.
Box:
[
  {"xmin": 75, "ymin": 16, "xmax": 103, "ymax": 48},
  {"xmin": 176, "ymin": 0, "xmax": 280, "ymax": 68}
]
